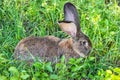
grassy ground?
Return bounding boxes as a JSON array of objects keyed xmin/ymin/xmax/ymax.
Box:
[{"xmin": 0, "ymin": 0, "xmax": 120, "ymax": 80}]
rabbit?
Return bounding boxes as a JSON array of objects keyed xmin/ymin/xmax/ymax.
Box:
[{"xmin": 14, "ymin": 2, "xmax": 92, "ymax": 63}]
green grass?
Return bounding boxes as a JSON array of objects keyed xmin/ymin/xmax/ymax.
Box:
[{"xmin": 0, "ymin": 0, "xmax": 120, "ymax": 80}]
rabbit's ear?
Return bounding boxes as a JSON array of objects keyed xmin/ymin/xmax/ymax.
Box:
[
  {"xmin": 58, "ymin": 21, "xmax": 77, "ymax": 37},
  {"xmin": 64, "ymin": 2, "xmax": 80, "ymax": 32}
]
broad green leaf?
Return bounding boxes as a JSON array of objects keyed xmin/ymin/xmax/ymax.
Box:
[
  {"xmin": 10, "ymin": 77, "xmax": 19, "ymax": 80},
  {"xmin": 0, "ymin": 75, "xmax": 7, "ymax": 80},
  {"xmin": 45, "ymin": 62, "xmax": 53, "ymax": 72},
  {"xmin": 50, "ymin": 74, "xmax": 58, "ymax": 79},
  {"xmin": 42, "ymin": 73, "xmax": 48, "ymax": 77},
  {"xmin": 20, "ymin": 70, "xmax": 30, "ymax": 79},
  {"xmin": 8, "ymin": 66, "xmax": 19, "ymax": 77}
]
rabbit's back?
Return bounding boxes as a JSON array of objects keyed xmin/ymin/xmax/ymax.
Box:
[{"xmin": 14, "ymin": 36, "xmax": 61, "ymax": 62}]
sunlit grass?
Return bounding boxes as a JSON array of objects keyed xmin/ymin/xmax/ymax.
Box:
[{"xmin": 0, "ymin": 0, "xmax": 120, "ymax": 79}]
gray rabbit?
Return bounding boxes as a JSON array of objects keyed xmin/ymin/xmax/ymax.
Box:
[{"xmin": 14, "ymin": 2, "xmax": 92, "ymax": 63}]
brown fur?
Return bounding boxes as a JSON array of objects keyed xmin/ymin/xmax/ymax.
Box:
[{"xmin": 14, "ymin": 36, "xmax": 79, "ymax": 63}]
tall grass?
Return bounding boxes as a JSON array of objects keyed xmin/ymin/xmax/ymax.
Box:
[{"xmin": 0, "ymin": 0, "xmax": 120, "ymax": 79}]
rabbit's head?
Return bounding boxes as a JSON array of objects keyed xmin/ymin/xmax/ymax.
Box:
[{"xmin": 58, "ymin": 2, "xmax": 92, "ymax": 57}]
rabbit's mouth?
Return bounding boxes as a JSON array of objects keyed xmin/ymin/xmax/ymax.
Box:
[{"xmin": 73, "ymin": 48, "xmax": 87, "ymax": 57}]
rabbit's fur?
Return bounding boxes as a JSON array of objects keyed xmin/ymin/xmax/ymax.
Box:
[{"xmin": 14, "ymin": 2, "xmax": 92, "ymax": 63}]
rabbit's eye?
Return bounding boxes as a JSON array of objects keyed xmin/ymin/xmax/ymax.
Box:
[
  {"xmin": 82, "ymin": 41, "xmax": 86, "ymax": 45},
  {"xmin": 80, "ymin": 40, "xmax": 88, "ymax": 47}
]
